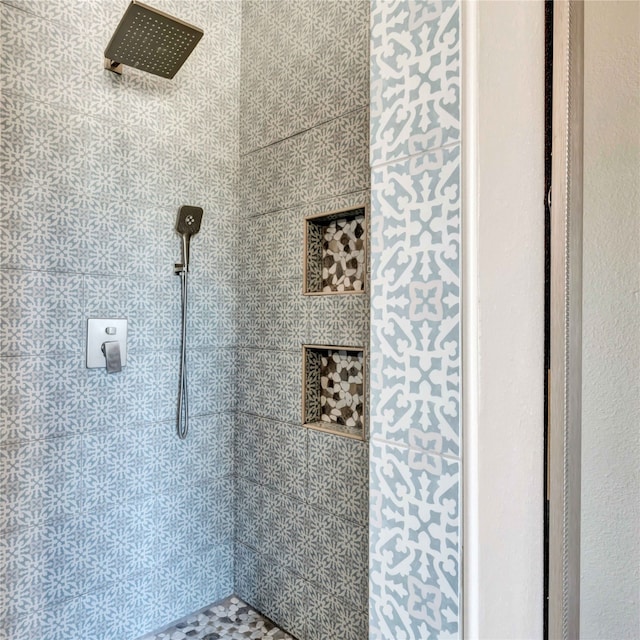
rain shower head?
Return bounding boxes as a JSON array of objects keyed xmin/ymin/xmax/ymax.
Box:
[
  {"xmin": 175, "ymin": 206, "xmax": 203, "ymax": 271},
  {"xmin": 104, "ymin": 1, "xmax": 203, "ymax": 79}
]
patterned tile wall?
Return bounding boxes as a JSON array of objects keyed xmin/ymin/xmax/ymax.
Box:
[
  {"xmin": 369, "ymin": 1, "xmax": 462, "ymax": 638},
  {"xmin": 0, "ymin": 1, "xmax": 240, "ymax": 638},
  {"xmin": 240, "ymin": 0, "xmax": 369, "ymax": 154},
  {"xmin": 235, "ymin": 1, "xmax": 370, "ymax": 638}
]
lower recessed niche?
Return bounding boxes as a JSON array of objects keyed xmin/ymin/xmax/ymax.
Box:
[
  {"xmin": 304, "ymin": 206, "xmax": 367, "ymax": 295},
  {"xmin": 303, "ymin": 345, "xmax": 365, "ymax": 440}
]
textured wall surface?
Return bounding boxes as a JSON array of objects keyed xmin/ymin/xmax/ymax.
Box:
[
  {"xmin": 0, "ymin": 1, "xmax": 240, "ymax": 638},
  {"xmin": 234, "ymin": 1, "xmax": 370, "ymax": 638},
  {"xmin": 581, "ymin": 2, "xmax": 640, "ymax": 636},
  {"xmin": 369, "ymin": 1, "xmax": 461, "ymax": 637}
]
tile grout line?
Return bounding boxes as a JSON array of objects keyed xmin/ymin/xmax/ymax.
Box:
[
  {"xmin": 369, "ymin": 433, "xmax": 462, "ymax": 463},
  {"xmin": 242, "ymin": 187, "xmax": 371, "ymax": 220},
  {"xmin": 370, "ymin": 139, "xmax": 462, "ymax": 172},
  {"xmin": 239, "ymin": 105, "xmax": 370, "ymax": 158}
]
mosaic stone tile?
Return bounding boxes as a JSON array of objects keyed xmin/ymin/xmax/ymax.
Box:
[
  {"xmin": 305, "ymin": 208, "xmax": 367, "ymax": 294},
  {"xmin": 303, "ymin": 346, "xmax": 365, "ymax": 438},
  {"xmin": 320, "ymin": 350, "xmax": 364, "ymax": 430},
  {"xmin": 138, "ymin": 596, "xmax": 294, "ymax": 640},
  {"xmin": 321, "ymin": 216, "xmax": 366, "ymax": 292}
]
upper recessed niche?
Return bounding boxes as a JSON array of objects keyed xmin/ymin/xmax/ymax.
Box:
[{"xmin": 304, "ymin": 206, "xmax": 367, "ymax": 295}]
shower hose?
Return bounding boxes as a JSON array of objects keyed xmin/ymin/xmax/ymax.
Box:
[{"xmin": 176, "ymin": 268, "xmax": 189, "ymax": 439}]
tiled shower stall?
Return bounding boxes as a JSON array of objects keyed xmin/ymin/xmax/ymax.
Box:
[
  {"xmin": 0, "ymin": 0, "xmax": 461, "ymax": 638},
  {"xmin": 234, "ymin": 1, "xmax": 370, "ymax": 638},
  {"xmin": 1, "ymin": 0, "xmax": 241, "ymax": 637}
]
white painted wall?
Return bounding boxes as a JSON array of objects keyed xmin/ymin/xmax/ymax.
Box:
[
  {"xmin": 581, "ymin": 2, "xmax": 640, "ymax": 637},
  {"xmin": 462, "ymin": 1, "xmax": 544, "ymax": 640},
  {"xmin": 462, "ymin": 1, "xmax": 545, "ymax": 638}
]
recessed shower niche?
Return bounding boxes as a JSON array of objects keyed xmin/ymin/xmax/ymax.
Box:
[
  {"xmin": 304, "ymin": 206, "xmax": 367, "ymax": 295},
  {"xmin": 303, "ymin": 345, "xmax": 366, "ymax": 440}
]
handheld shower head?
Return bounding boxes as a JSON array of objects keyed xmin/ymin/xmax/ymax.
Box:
[
  {"xmin": 174, "ymin": 206, "xmax": 202, "ymax": 439},
  {"xmin": 175, "ymin": 206, "xmax": 203, "ymax": 271}
]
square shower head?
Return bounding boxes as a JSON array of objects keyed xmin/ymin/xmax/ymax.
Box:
[{"xmin": 104, "ymin": 1, "xmax": 203, "ymax": 79}]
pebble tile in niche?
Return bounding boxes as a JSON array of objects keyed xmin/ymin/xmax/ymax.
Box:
[
  {"xmin": 304, "ymin": 207, "xmax": 366, "ymax": 295},
  {"xmin": 303, "ymin": 345, "xmax": 366, "ymax": 439},
  {"xmin": 321, "ymin": 215, "xmax": 365, "ymax": 293},
  {"xmin": 138, "ymin": 596, "xmax": 295, "ymax": 640},
  {"xmin": 320, "ymin": 350, "xmax": 364, "ymax": 429}
]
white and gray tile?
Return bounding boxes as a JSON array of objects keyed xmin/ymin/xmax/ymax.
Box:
[{"xmin": 139, "ymin": 596, "xmax": 295, "ymax": 640}]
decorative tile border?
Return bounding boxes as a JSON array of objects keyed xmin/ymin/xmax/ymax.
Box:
[
  {"xmin": 370, "ymin": 0, "xmax": 461, "ymax": 166},
  {"xmin": 369, "ymin": 1, "xmax": 461, "ymax": 638},
  {"xmin": 370, "ymin": 145, "xmax": 461, "ymax": 457},
  {"xmin": 369, "ymin": 440, "xmax": 460, "ymax": 638}
]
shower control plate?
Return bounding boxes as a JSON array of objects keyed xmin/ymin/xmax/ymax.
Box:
[{"xmin": 86, "ymin": 318, "xmax": 128, "ymax": 369}]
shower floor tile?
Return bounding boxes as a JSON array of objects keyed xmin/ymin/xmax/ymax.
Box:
[{"xmin": 139, "ymin": 596, "xmax": 295, "ymax": 640}]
